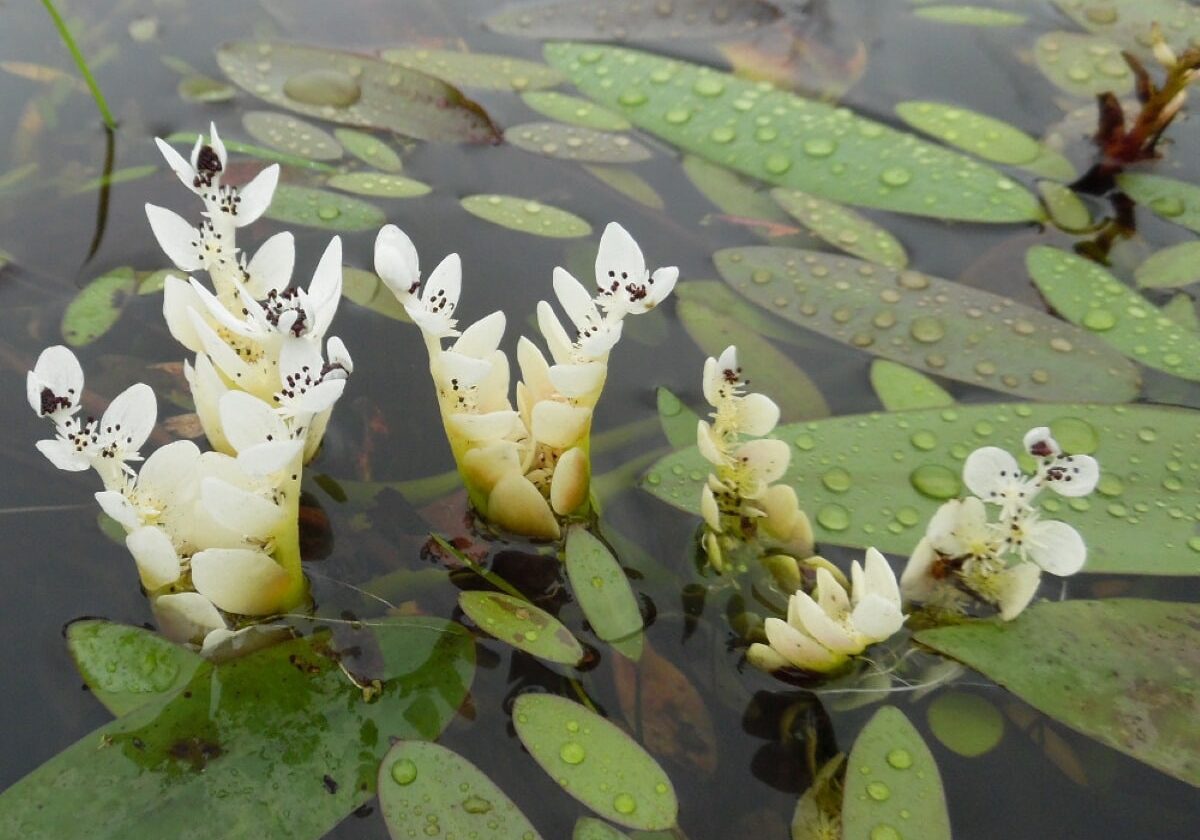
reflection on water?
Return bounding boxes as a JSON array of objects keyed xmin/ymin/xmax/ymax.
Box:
[{"xmin": 2, "ymin": 1, "xmax": 1200, "ymax": 837}]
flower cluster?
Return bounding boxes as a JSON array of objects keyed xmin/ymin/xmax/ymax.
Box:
[
  {"xmin": 901, "ymin": 427, "xmax": 1099, "ymax": 620},
  {"xmin": 374, "ymin": 222, "xmax": 676, "ymax": 539},
  {"xmin": 748, "ymin": 548, "xmax": 905, "ymax": 674},
  {"xmin": 696, "ymin": 345, "xmax": 813, "ymax": 573}
]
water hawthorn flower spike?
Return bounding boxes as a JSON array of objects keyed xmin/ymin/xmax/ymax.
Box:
[
  {"xmin": 374, "ymin": 222, "xmax": 676, "ymax": 539},
  {"xmin": 901, "ymin": 427, "xmax": 1099, "ymax": 620},
  {"xmin": 696, "ymin": 345, "xmax": 813, "ymax": 573},
  {"xmin": 748, "ymin": 548, "xmax": 905, "ymax": 675}
]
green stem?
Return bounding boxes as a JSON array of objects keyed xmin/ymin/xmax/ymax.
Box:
[
  {"xmin": 272, "ymin": 460, "xmax": 308, "ymax": 611},
  {"xmin": 430, "ymin": 533, "xmax": 526, "ymax": 600},
  {"xmin": 41, "ymin": 0, "xmax": 116, "ymax": 130}
]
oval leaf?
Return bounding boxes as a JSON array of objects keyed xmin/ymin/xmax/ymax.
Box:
[
  {"xmin": 584, "ymin": 165, "xmax": 664, "ymax": 209},
  {"xmin": 681, "ymin": 156, "xmax": 818, "ymax": 247},
  {"xmin": 459, "ymin": 590, "xmax": 584, "ymax": 665},
  {"xmin": 565, "ymin": 525, "xmax": 643, "ymax": 642},
  {"xmin": 327, "ymin": 172, "xmax": 431, "ymax": 198},
  {"xmin": 378, "ymin": 741, "xmax": 543, "ymax": 840},
  {"xmin": 771, "ymin": 188, "xmax": 908, "ymax": 268},
  {"xmin": 512, "ymin": 693, "xmax": 678, "ymax": 830},
  {"xmin": 1118, "ymin": 173, "xmax": 1200, "ymax": 233},
  {"xmin": 381, "ymin": 47, "xmax": 565, "ymax": 91},
  {"xmin": 523, "ymin": 91, "xmax": 632, "ymax": 130},
  {"xmin": 67, "ymin": 620, "xmax": 203, "ymax": 717},
  {"xmin": 242, "ymin": 111, "xmax": 343, "ymax": 161},
  {"xmin": 1135, "ymin": 240, "xmax": 1200, "ymax": 289},
  {"xmin": 461, "ymin": 194, "xmax": 592, "ymax": 238},
  {"xmin": 1053, "ymin": 0, "xmax": 1200, "ymax": 58},
  {"xmin": 508, "ymin": 121, "xmax": 652, "ymax": 163},
  {"xmin": 487, "ymin": 0, "xmax": 780, "ymax": 40},
  {"xmin": 926, "ymin": 691, "xmax": 1005, "ymax": 757},
  {"xmin": 913, "ymin": 5, "xmax": 1025, "ymax": 26},
  {"xmin": 869, "ymin": 360, "xmax": 954, "ymax": 411},
  {"xmin": 62, "ymin": 267, "xmax": 136, "ymax": 346},
  {"xmin": 1035, "ymin": 31, "xmax": 1134, "ymax": 99},
  {"xmin": 1039, "ymin": 180, "xmax": 1093, "ymax": 232},
  {"xmin": 266, "ymin": 184, "xmax": 386, "ymax": 231},
  {"xmin": 343, "ymin": 266, "xmax": 411, "ymax": 321},
  {"xmin": 656, "ymin": 387, "xmax": 701, "ymax": 449},
  {"xmin": 575, "ymin": 817, "xmax": 632, "ymax": 839},
  {"xmin": 334, "ymin": 128, "xmax": 404, "ymax": 172}
]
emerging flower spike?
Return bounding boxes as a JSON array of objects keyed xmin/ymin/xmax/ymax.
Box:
[
  {"xmin": 375, "ymin": 221, "xmax": 675, "ymax": 539},
  {"xmin": 695, "ymin": 345, "xmax": 813, "ymax": 574},
  {"xmin": 748, "ymin": 548, "xmax": 905, "ymax": 675},
  {"xmin": 901, "ymin": 427, "xmax": 1099, "ymax": 621}
]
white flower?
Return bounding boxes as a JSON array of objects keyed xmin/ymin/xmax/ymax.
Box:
[
  {"xmin": 750, "ymin": 548, "xmax": 905, "ymax": 674},
  {"xmin": 963, "ymin": 426, "xmax": 1098, "ymax": 518},
  {"xmin": 154, "ymin": 123, "xmax": 278, "ymax": 230},
  {"xmin": 27, "ymin": 345, "xmax": 83, "ymax": 423},
  {"xmin": 592, "ymin": 222, "xmax": 678, "ymax": 316},
  {"xmin": 374, "ymin": 224, "xmax": 461, "ymax": 338}
]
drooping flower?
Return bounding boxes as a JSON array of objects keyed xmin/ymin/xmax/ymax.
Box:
[{"xmin": 748, "ymin": 548, "xmax": 905, "ymax": 674}]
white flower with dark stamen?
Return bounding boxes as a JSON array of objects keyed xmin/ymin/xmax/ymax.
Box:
[
  {"xmin": 592, "ymin": 221, "xmax": 679, "ymax": 316},
  {"xmin": 373, "ymin": 224, "xmax": 462, "ymax": 339}
]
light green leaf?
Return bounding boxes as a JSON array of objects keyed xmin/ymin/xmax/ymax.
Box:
[
  {"xmin": 1135, "ymin": 241, "xmax": 1200, "ymax": 289},
  {"xmin": 1039, "ymin": 180, "xmax": 1093, "ymax": 232},
  {"xmin": 334, "ymin": 128, "xmax": 404, "ymax": 172},
  {"xmin": 717, "ymin": 246, "xmax": 1140, "ymax": 402},
  {"xmin": 914, "ymin": 5, "xmax": 1026, "ymax": 25},
  {"xmin": 242, "ymin": 111, "xmax": 343, "ymax": 161},
  {"xmin": 926, "ymin": 691, "xmax": 1005, "ymax": 757},
  {"xmin": 0, "ymin": 619, "xmax": 475, "ymax": 838},
  {"xmin": 458, "ymin": 590, "xmax": 584, "ymax": 665},
  {"xmin": 512, "ymin": 694, "xmax": 678, "ymax": 830},
  {"xmin": 771, "ymin": 188, "xmax": 908, "ymax": 269},
  {"xmin": 61, "ymin": 267, "xmax": 136, "ymax": 346},
  {"xmin": 677, "ymin": 297, "xmax": 830, "ymax": 420},
  {"xmin": 137, "ymin": 269, "xmax": 173, "ymax": 295},
  {"xmin": 380, "ymin": 47, "xmax": 565, "ymax": 91},
  {"xmin": 1161, "ymin": 294, "xmax": 1200, "ymax": 332},
  {"xmin": 67, "ymin": 620, "xmax": 203, "ymax": 717},
  {"xmin": 327, "ymin": 172, "xmax": 431, "ymax": 198},
  {"xmin": 266, "ymin": 184, "xmax": 386, "ymax": 231},
  {"xmin": 575, "ymin": 816, "xmax": 632, "ymax": 839},
  {"xmin": 72, "ymin": 165, "xmax": 157, "ymax": 193},
  {"xmin": 523, "ymin": 91, "xmax": 632, "ymax": 131},
  {"xmin": 1053, "ymin": 0, "xmax": 1200, "ymax": 58},
  {"xmin": 177, "ymin": 74, "xmax": 235, "ymax": 103},
  {"xmin": 216, "ymin": 41, "xmax": 500, "ymax": 143},
  {"xmin": 680, "ymin": 156, "xmax": 818, "ymax": 247},
  {"xmin": 583, "ymin": 165, "xmax": 664, "ymax": 209},
  {"xmin": 843, "ymin": 707, "xmax": 951, "ymax": 840},
  {"xmin": 342, "ymin": 266, "xmax": 411, "ymax": 321},
  {"xmin": 164, "ymin": 132, "xmax": 337, "ymax": 173},
  {"xmin": 565, "ymin": 525, "xmax": 643, "ymax": 643},
  {"xmin": 656, "ymin": 387, "xmax": 701, "ymax": 449},
  {"xmin": 1034, "ymin": 31, "xmax": 1134, "ymax": 99},
  {"xmin": 545, "ymin": 43, "xmax": 1042, "ymax": 223},
  {"xmin": 487, "ymin": 0, "xmax": 780, "ymax": 40},
  {"xmin": 379, "ymin": 741, "xmax": 544, "ymax": 839},
  {"xmin": 508, "ymin": 121, "xmax": 651, "ymax": 163},
  {"xmin": 917, "ymin": 599, "xmax": 1200, "ymax": 786},
  {"xmin": 869, "ymin": 360, "xmax": 954, "ymax": 411},
  {"xmin": 461, "ymin": 194, "xmax": 592, "ymax": 238},
  {"xmin": 1027, "ymin": 245, "xmax": 1200, "ymax": 380},
  {"xmin": 1118, "ymin": 172, "xmax": 1200, "ymax": 233},
  {"xmin": 675, "ymin": 280, "xmax": 814, "ymax": 347},
  {"xmin": 641, "ymin": 402, "xmax": 1200, "ymax": 575}
]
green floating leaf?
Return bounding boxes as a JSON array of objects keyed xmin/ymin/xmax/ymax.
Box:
[
  {"xmin": 67, "ymin": 621, "xmax": 203, "ymax": 717},
  {"xmin": 343, "ymin": 266, "xmax": 411, "ymax": 321},
  {"xmin": 216, "ymin": 41, "xmax": 500, "ymax": 143},
  {"xmin": 165, "ymin": 132, "xmax": 337, "ymax": 173},
  {"xmin": 1034, "ymin": 31, "xmax": 1134, "ymax": 99},
  {"xmin": 459, "ymin": 590, "xmax": 584, "ymax": 665},
  {"xmin": 177, "ymin": 74, "xmax": 236, "ymax": 103},
  {"xmin": 1135, "ymin": 241, "xmax": 1200, "ymax": 289},
  {"xmin": 242, "ymin": 111, "xmax": 343, "ymax": 161},
  {"xmin": 680, "ymin": 156, "xmax": 818, "ymax": 247},
  {"xmin": 1162, "ymin": 293, "xmax": 1200, "ymax": 332},
  {"xmin": 1053, "ymin": 0, "xmax": 1200, "ymax": 58},
  {"xmin": 771, "ymin": 188, "xmax": 908, "ymax": 269},
  {"xmin": 487, "ymin": 0, "xmax": 780, "ymax": 40},
  {"xmin": 508, "ymin": 121, "xmax": 652, "ymax": 163},
  {"xmin": 656, "ymin": 387, "xmax": 701, "ymax": 449},
  {"xmin": 545, "ymin": 43, "xmax": 1042, "ymax": 223},
  {"xmin": 327, "ymin": 171, "xmax": 431, "ymax": 198},
  {"xmin": 843, "ymin": 707, "xmax": 951, "ymax": 840},
  {"xmin": 641, "ymin": 402, "xmax": 1200, "ymax": 575},
  {"xmin": 565, "ymin": 525, "xmax": 643, "ymax": 643},
  {"xmin": 73, "ymin": 165, "xmax": 158, "ymax": 193},
  {"xmin": 926, "ymin": 691, "xmax": 1005, "ymax": 757},
  {"xmin": 523, "ymin": 91, "xmax": 632, "ymax": 130},
  {"xmin": 266, "ymin": 183, "xmax": 386, "ymax": 231},
  {"xmin": 1119, "ymin": 172, "xmax": 1200, "ymax": 233},
  {"xmin": 716, "ymin": 246, "xmax": 1140, "ymax": 402},
  {"xmin": 381, "ymin": 47, "xmax": 565, "ymax": 91},
  {"xmin": 869, "ymin": 360, "xmax": 954, "ymax": 411},
  {"xmin": 62, "ymin": 267, "xmax": 136, "ymax": 346},
  {"xmin": 914, "ymin": 4, "xmax": 1026, "ymax": 25},
  {"xmin": 461, "ymin": 194, "xmax": 592, "ymax": 238},
  {"xmin": 917, "ymin": 599, "xmax": 1200, "ymax": 786},
  {"xmin": 583, "ymin": 165, "xmax": 664, "ymax": 209},
  {"xmin": 334, "ymin": 127, "xmax": 404, "ymax": 172},
  {"xmin": 512, "ymin": 694, "xmax": 678, "ymax": 830},
  {"xmin": 677, "ymin": 297, "xmax": 830, "ymax": 420},
  {"xmin": 1039, "ymin": 180, "xmax": 1093, "ymax": 232},
  {"xmin": 575, "ymin": 816, "xmax": 632, "ymax": 839},
  {"xmin": 0, "ymin": 618, "xmax": 475, "ymax": 838},
  {"xmin": 379, "ymin": 741, "xmax": 543, "ymax": 839},
  {"xmin": 676, "ymin": 280, "xmax": 814, "ymax": 347},
  {"xmin": 1027, "ymin": 245, "xmax": 1200, "ymax": 380}
]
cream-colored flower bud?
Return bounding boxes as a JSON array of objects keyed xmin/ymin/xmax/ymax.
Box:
[
  {"xmin": 487, "ymin": 472, "xmax": 561, "ymax": 540},
  {"xmin": 550, "ymin": 446, "xmax": 589, "ymax": 515}
]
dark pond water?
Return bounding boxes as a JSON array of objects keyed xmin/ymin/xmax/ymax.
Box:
[{"xmin": 2, "ymin": 0, "xmax": 1200, "ymax": 837}]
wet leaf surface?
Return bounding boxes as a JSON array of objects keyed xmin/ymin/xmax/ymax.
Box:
[
  {"xmin": 266, "ymin": 183, "xmax": 387, "ymax": 230},
  {"xmin": 771, "ymin": 188, "xmax": 908, "ymax": 268},
  {"xmin": 458, "ymin": 590, "xmax": 584, "ymax": 665},
  {"xmin": 917, "ymin": 599, "xmax": 1200, "ymax": 786},
  {"xmin": 67, "ymin": 621, "xmax": 204, "ymax": 717},
  {"xmin": 522, "ymin": 91, "xmax": 632, "ymax": 131},
  {"xmin": 565, "ymin": 525, "xmax": 643, "ymax": 643},
  {"xmin": 1034, "ymin": 31, "xmax": 1134, "ymax": 99},
  {"xmin": 380, "ymin": 47, "xmax": 565, "ymax": 91},
  {"xmin": 575, "ymin": 816, "xmax": 632, "ymax": 839},
  {"xmin": 461, "ymin": 194, "xmax": 592, "ymax": 238},
  {"xmin": 507, "ymin": 121, "xmax": 652, "ymax": 163},
  {"xmin": 1135, "ymin": 241, "xmax": 1200, "ymax": 289},
  {"xmin": 334, "ymin": 127, "xmax": 404, "ymax": 172},
  {"xmin": 241, "ymin": 111, "xmax": 343, "ymax": 161},
  {"xmin": 486, "ymin": 0, "xmax": 780, "ymax": 41},
  {"xmin": 1053, "ymin": 0, "xmax": 1200, "ymax": 58},
  {"xmin": 327, "ymin": 171, "xmax": 431, "ymax": 198},
  {"xmin": 1119, "ymin": 172, "xmax": 1200, "ymax": 233},
  {"xmin": 62, "ymin": 267, "xmax": 137, "ymax": 346},
  {"xmin": 869, "ymin": 360, "xmax": 954, "ymax": 411},
  {"xmin": 1039, "ymin": 180, "xmax": 1093, "ymax": 232}
]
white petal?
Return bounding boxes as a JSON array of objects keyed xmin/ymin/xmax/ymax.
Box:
[
  {"xmin": 536, "ymin": 301, "xmax": 574, "ymax": 365},
  {"xmin": 95, "ymin": 490, "xmax": 139, "ymax": 530},
  {"xmin": 126, "ymin": 526, "xmax": 182, "ymax": 590},
  {"xmin": 550, "ymin": 446, "xmax": 589, "ymax": 515},
  {"xmin": 850, "ymin": 593, "xmax": 906, "ymax": 642},
  {"xmin": 476, "ymin": 349, "xmax": 511, "ymax": 411},
  {"xmin": 453, "ymin": 311, "xmax": 506, "ymax": 358},
  {"xmin": 577, "ymin": 320, "xmax": 623, "ymax": 359},
  {"xmin": 548, "ymin": 363, "xmax": 606, "ymax": 399},
  {"xmin": 219, "ymin": 391, "xmax": 289, "ymax": 453},
  {"xmin": 862, "ymin": 547, "xmax": 902, "ymax": 606},
  {"xmin": 154, "ymin": 137, "xmax": 197, "ymax": 192},
  {"xmin": 448, "ymin": 410, "xmax": 520, "ymax": 443},
  {"xmin": 191, "ymin": 310, "xmax": 255, "ymax": 384},
  {"xmin": 736, "ymin": 392, "xmax": 780, "ymax": 437},
  {"xmin": 200, "ymin": 476, "xmax": 285, "ymax": 537},
  {"xmin": 1044, "ymin": 454, "xmax": 1100, "ymax": 497},
  {"xmin": 594, "ymin": 222, "xmax": 646, "ymax": 293},
  {"xmin": 36, "ymin": 438, "xmax": 91, "ymax": 471},
  {"xmin": 306, "ymin": 236, "xmax": 343, "ymax": 324},
  {"xmin": 900, "ymin": 538, "xmax": 940, "ymax": 603},
  {"xmin": 1025, "ymin": 519, "xmax": 1087, "ymax": 576},
  {"xmin": 815, "ymin": 567, "xmax": 851, "ymax": 615},
  {"xmin": 207, "ymin": 122, "xmax": 227, "ymax": 170},
  {"xmin": 764, "ymin": 616, "xmax": 845, "ymax": 672},
  {"xmin": 29, "ymin": 345, "xmax": 84, "ymax": 417},
  {"xmin": 553, "ymin": 267, "xmax": 600, "ymax": 331},
  {"xmin": 138, "ymin": 439, "xmax": 201, "ymax": 501},
  {"xmin": 326, "ymin": 335, "xmax": 353, "ymax": 375},
  {"xmin": 697, "ymin": 420, "xmax": 725, "ymax": 466},
  {"xmin": 996, "ymin": 564, "xmax": 1042, "ymax": 621},
  {"xmin": 293, "ymin": 378, "xmax": 345, "ymax": 415},
  {"xmin": 162, "ymin": 276, "xmax": 207, "ymax": 353},
  {"xmin": 200, "ymin": 624, "xmax": 290, "ymax": 662},
  {"xmin": 701, "ymin": 355, "xmax": 721, "ymax": 407},
  {"xmin": 146, "ymin": 205, "xmax": 203, "ymax": 271},
  {"xmin": 234, "ymin": 164, "xmax": 279, "ymax": 227},
  {"xmin": 531, "ymin": 401, "xmax": 591, "ymax": 449},
  {"xmin": 100, "ymin": 383, "xmax": 157, "ymax": 456},
  {"xmin": 191, "ymin": 548, "xmax": 291, "ymax": 615},
  {"xmin": 789, "ymin": 590, "xmax": 860, "ymax": 654},
  {"xmin": 374, "ymin": 224, "xmax": 420, "ymax": 300},
  {"xmin": 238, "ymin": 440, "xmax": 304, "ymax": 475},
  {"xmin": 1023, "ymin": 426, "xmax": 1061, "ymax": 457},
  {"xmin": 516, "ymin": 336, "xmax": 555, "ymax": 401},
  {"xmin": 436, "ymin": 349, "xmax": 493, "ymax": 390},
  {"xmin": 700, "ymin": 483, "xmax": 722, "ymax": 531},
  {"xmin": 185, "ymin": 355, "xmax": 232, "ymax": 454},
  {"xmin": 746, "ymin": 642, "xmax": 792, "ymax": 673},
  {"xmin": 734, "ymin": 438, "xmax": 791, "ymax": 492},
  {"xmin": 407, "ymin": 305, "xmax": 457, "ymax": 340},
  {"xmin": 487, "ymin": 472, "xmax": 560, "ymax": 539},
  {"xmin": 153, "ymin": 592, "xmax": 225, "ymax": 643},
  {"xmin": 423, "ymin": 252, "xmax": 461, "ymax": 312},
  {"xmin": 759, "ymin": 483, "xmax": 800, "ymax": 539},
  {"xmin": 462, "ymin": 441, "xmax": 524, "ymax": 494},
  {"xmin": 244, "ymin": 231, "xmax": 295, "ymax": 297},
  {"xmin": 642, "ymin": 266, "xmax": 679, "ymax": 310},
  {"xmin": 963, "ymin": 446, "xmax": 1022, "ymax": 500}
]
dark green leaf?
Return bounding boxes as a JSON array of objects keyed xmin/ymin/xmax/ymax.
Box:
[{"xmin": 458, "ymin": 590, "xmax": 585, "ymax": 665}]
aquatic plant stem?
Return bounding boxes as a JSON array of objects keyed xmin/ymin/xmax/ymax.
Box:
[{"xmin": 40, "ymin": 0, "xmax": 117, "ymax": 130}]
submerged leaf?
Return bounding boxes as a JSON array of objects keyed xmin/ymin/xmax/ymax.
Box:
[
  {"xmin": 507, "ymin": 121, "xmax": 652, "ymax": 163},
  {"xmin": 241, "ymin": 111, "xmax": 343, "ymax": 161},
  {"xmin": 1026, "ymin": 245, "xmax": 1200, "ymax": 380},
  {"xmin": 512, "ymin": 693, "xmax": 678, "ymax": 830},
  {"xmin": 546, "ymin": 43, "xmax": 1042, "ymax": 223},
  {"xmin": 380, "ymin": 47, "xmax": 565, "ymax": 91},
  {"xmin": 62, "ymin": 267, "xmax": 137, "ymax": 346},
  {"xmin": 869, "ymin": 360, "xmax": 954, "ymax": 411},
  {"xmin": 266, "ymin": 184, "xmax": 386, "ymax": 231},
  {"xmin": 584, "ymin": 165, "xmax": 664, "ymax": 209},
  {"xmin": 487, "ymin": 0, "xmax": 780, "ymax": 41},
  {"xmin": 565, "ymin": 525, "xmax": 643, "ymax": 643},
  {"xmin": 1034, "ymin": 31, "xmax": 1134, "ymax": 99},
  {"xmin": 334, "ymin": 127, "xmax": 404, "ymax": 172},
  {"xmin": 342, "ymin": 267, "xmax": 411, "ymax": 321},
  {"xmin": 913, "ymin": 5, "xmax": 1026, "ymax": 26},
  {"xmin": 67, "ymin": 621, "xmax": 203, "ymax": 717},
  {"xmin": 926, "ymin": 691, "xmax": 1005, "ymax": 757},
  {"xmin": 1119, "ymin": 173, "xmax": 1200, "ymax": 233},
  {"xmin": 843, "ymin": 707, "xmax": 951, "ymax": 839},
  {"xmin": 458, "ymin": 590, "xmax": 584, "ymax": 665},
  {"xmin": 917, "ymin": 600, "xmax": 1200, "ymax": 786},
  {"xmin": 641, "ymin": 402, "xmax": 1200, "ymax": 575},
  {"xmin": 680, "ymin": 156, "xmax": 818, "ymax": 247},
  {"xmin": 461, "ymin": 194, "xmax": 592, "ymax": 238},
  {"xmin": 523, "ymin": 91, "xmax": 632, "ymax": 131},
  {"xmin": 216, "ymin": 41, "xmax": 500, "ymax": 143},
  {"xmin": 790, "ymin": 753, "xmax": 844, "ymax": 840},
  {"xmin": 716, "ymin": 246, "xmax": 1140, "ymax": 402},
  {"xmin": 378, "ymin": 741, "xmax": 543, "ymax": 839},
  {"xmin": 177, "ymin": 74, "xmax": 235, "ymax": 103},
  {"xmin": 771, "ymin": 188, "xmax": 908, "ymax": 269},
  {"xmin": 656, "ymin": 387, "xmax": 701, "ymax": 449}
]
